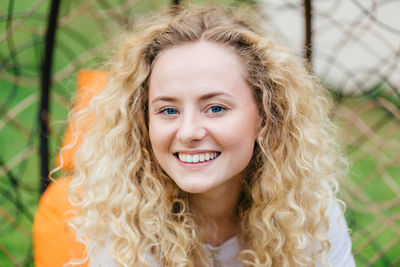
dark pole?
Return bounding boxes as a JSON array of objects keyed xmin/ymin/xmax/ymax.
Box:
[
  {"xmin": 170, "ymin": 0, "xmax": 181, "ymax": 14},
  {"xmin": 39, "ymin": 0, "xmax": 61, "ymax": 194},
  {"xmin": 304, "ymin": 0, "xmax": 313, "ymax": 69}
]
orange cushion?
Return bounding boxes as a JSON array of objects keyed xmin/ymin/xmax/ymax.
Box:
[
  {"xmin": 57, "ymin": 69, "xmax": 108, "ymax": 171},
  {"xmin": 33, "ymin": 177, "xmax": 88, "ymax": 266}
]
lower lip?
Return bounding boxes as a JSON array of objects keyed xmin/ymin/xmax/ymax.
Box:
[{"xmin": 175, "ymin": 155, "xmax": 219, "ymax": 169}]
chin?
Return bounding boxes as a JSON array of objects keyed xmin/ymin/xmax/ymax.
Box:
[
  {"xmin": 178, "ymin": 185, "xmax": 209, "ymax": 194},
  {"xmin": 175, "ymin": 180, "xmax": 215, "ymax": 194}
]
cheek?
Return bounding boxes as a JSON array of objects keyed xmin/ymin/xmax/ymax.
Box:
[
  {"xmin": 149, "ymin": 119, "xmax": 176, "ymax": 157},
  {"xmin": 149, "ymin": 119, "xmax": 165, "ymax": 155},
  {"xmin": 216, "ymin": 114, "xmax": 258, "ymax": 143},
  {"xmin": 212, "ymin": 121, "xmax": 257, "ymax": 164}
]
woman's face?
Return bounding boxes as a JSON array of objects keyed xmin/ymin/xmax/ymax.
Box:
[{"xmin": 148, "ymin": 41, "xmax": 259, "ymax": 195}]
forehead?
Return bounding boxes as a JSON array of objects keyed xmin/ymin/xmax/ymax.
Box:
[
  {"xmin": 148, "ymin": 40, "xmax": 249, "ymax": 99},
  {"xmin": 152, "ymin": 40, "xmax": 245, "ymax": 68}
]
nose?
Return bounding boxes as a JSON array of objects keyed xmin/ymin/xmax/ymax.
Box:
[{"xmin": 176, "ymin": 110, "xmax": 207, "ymax": 145}]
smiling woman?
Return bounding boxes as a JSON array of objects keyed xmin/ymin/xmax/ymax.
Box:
[
  {"xmin": 67, "ymin": 4, "xmax": 355, "ymax": 267},
  {"xmin": 149, "ymin": 41, "xmax": 259, "ymax": 198}
]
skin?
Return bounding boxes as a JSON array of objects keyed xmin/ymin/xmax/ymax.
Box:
[{"xmin": 148, "ymin": 40, "xmax": 259, "ymax": 245}]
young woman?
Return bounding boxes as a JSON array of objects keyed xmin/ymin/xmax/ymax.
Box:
[{"xmin": 69, "ymin": 5, "xmax": 355, "ymax": 267}]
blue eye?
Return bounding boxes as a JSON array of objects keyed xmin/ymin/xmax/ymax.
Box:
[
  {"xmin": 208, "ymin": 105, "xmax": 225, "ymax": 114},
  {"xmin": 161, "ymin": 108, "xmax": 178, "ymax": 115}
]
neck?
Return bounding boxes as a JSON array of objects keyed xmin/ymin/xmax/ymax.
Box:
[{"xmin": 190, "ymin": 176, "xmax": 242, "ymax": 246}]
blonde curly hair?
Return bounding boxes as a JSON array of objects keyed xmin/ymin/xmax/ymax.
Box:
[{"xmin": 68, "ymin": 4, "xmax": 346, "ymax": 267}]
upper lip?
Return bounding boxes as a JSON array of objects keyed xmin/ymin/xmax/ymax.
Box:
[{"xmin": 173, "ymin": 150, "xmax": 220, "ymax": 155}]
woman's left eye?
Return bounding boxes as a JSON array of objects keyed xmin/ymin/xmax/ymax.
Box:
[{"xmin": 207, "ymin": 105, "xmax": 226, "ymax": 114}]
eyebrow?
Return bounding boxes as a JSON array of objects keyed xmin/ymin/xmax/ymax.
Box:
[
  {"xmin": 199, "ymin": 92, "xmax": 233, "ymax": 101},
  {"xmin": 150, "ymin": 96, "xmax": 177, "ymax": 105},
  {"xmin": 150, "ymin": 92, "xmax": 233, "ymax": 105}
]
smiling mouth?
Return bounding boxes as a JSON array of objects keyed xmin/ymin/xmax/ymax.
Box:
[{"xmin": 174, "ymin": 152, "xmax": 221, "ymax": 164}]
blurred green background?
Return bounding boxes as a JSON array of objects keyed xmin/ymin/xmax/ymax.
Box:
[{"xmin": 1, "ymin": 0, "xmax": 399, "ymax": 266}]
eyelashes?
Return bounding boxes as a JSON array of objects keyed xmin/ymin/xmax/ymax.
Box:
[
  {"xmin": 158, "ymin": 105, "xmax": 227, "ymax": 116},
  {"xmin": 159, "ymin": 107, "xmax": 178, "ymax": 115},
  {"xmin": 206, "ymin": 105, "xmax": 226, "ymax": 114}
]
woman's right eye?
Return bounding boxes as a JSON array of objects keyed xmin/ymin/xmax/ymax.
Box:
[{"xmin": 160, "ymin": 108, "xmax": 178, "ymax": 115}]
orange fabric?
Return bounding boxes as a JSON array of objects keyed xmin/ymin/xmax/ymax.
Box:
[
  {"xmin": 34, "ymin": 70, "xmax": 108, "ymax": 266},
  {"xmin": 33, "ymin": 177, "xmax": 88, "ymax": 267},
  {"xmin": 57, "ymin": 69, "xmax": 108, "ymax": 171}
]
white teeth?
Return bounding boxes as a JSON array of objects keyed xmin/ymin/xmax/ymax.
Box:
[
  {"xmin": 177, "ymin": 152, "xmax": 219, "ymax": 163},
  {"xmin": 178, "ymin": 153, "xmax": 186, "ymax": 162}
]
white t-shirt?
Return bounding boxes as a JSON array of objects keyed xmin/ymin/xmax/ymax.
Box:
[{"xmin": 89, "ymin": 200, "xmax": 355, "ymax": 267}]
